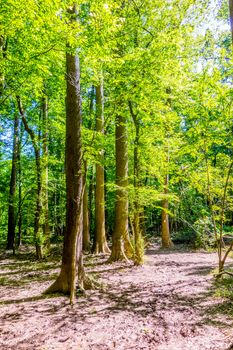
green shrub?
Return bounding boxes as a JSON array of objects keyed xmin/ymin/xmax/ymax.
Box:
[
  {"xmin": 193, "ymin": 217, "xmax": 216, "ymax": 249},
  {"xmin": 171, "ymin": 229, "xmax": 196, "ymax": 245},
  {"xmin": 171, "ymin": 216, "xmax": 216, "ymax": 249}
]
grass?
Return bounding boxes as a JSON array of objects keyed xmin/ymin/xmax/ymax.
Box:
[{"xmin": 214, "ymin": 274, "xmax": 233, "ymax": 300}]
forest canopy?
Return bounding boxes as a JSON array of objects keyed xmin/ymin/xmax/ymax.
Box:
[{"xmin": 1, "ymin": 0, "xmax": 233, "ymax": 297}]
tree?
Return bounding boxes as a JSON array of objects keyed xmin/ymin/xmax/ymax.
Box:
[
  {"xmin": 41, "ymin": 95, "xmax": 50, "ymax": 249},
  {"xmin": 6, "ymin": 112, "xmax": 19, "ymax": 250},
  {"xmin": 17, "ymin": 96, "xmax": 44, "ymax": 259},
  {"xmin": 110, "ymin": 107, "xmax": 132, "ymax": 261},
  {"xmin": 93, "ymin": 82, "xmax": 110, "ymax": 254},
  {"xmin": 83, "ymin": 179, "xmax": 90, "ymax": 251},
  {"xmin": 17, "ymin": 121, "xmax": 23, "ymax": 246},
  {"xmin": 161, "ymin": 173, "xmax": 174, "ymax": 249},
  {"xmin": 45, "ymin": 5, "xmax": 84, "ymax": 303},
  {"xmin": 160, "ymin": 89, "xmax": 174, "ymax": 249},
  {"xmin": 129, "ymin": 100, "xmax": 144, "ymax": 264}
]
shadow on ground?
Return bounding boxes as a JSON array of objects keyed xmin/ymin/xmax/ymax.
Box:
[{"xmin": 1, "ymin": 245, "xmax": 233, "ymax": 350}]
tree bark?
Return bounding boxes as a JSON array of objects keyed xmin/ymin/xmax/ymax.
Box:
[
  {"xmin": 161, "ymin": 174, "xmax": 173, "ymax": 248},
  {"xmin": 34, "ymin": 146, "xmax": 43, "ymax": 259},
  {"xmin": 16, "ymin": 97, "xmax": 43, "ymax": 259},
  {"xmin": 83, "ymin": 179, "xmax": 90, "ymax": 251},
  {"xmin": 93, "ymin": 82, "xmax": 110, "ymax": 254},
  {"xmin": 88, "ymin": 166, "xmax": 94, "ymax": 237},
  {"xmin": 41, "ymin": 95, "xmax": 50, "ymax": 250},
  {"xmin": 17, "ymin": 123, "xmax": 23, "ymax": 247},
  {"xmin": 129, "ymin": 101, "xmax": 144, "ymax": 265},
  {"xmin": 7, "ymin": 113, "xmax": 19, "ymax": 250},
  {"xmin": 45, "ymin": 5, "xmax": 83, "ymax": 300},
  {"xmin": 87, "ymin": 88, "xmax": 95, "ymax": 238},
  {"xmin": 110, "ymin": 112, "xmax": 132, "ymax": 261}
]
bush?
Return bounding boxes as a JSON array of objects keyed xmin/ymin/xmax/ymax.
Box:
[
  {"xmin": 171, "ymin": 229, "xmax": 196, "ymax": 245},
  {"xmin": 171, "ymin": 216, "xmax": 216, "ymax": 249},
  {"xmin": 193, "ymin": 217, "xmax": 216, "ymax": 249}
]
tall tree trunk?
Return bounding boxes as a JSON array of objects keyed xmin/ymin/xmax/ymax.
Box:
[
  {"xmin": 104, "ymin": 168, "xmax": 110, "ymax": 237},
  {"xmin": 16, "ymin": 96, "xmax": 43, "ymax": 259},
  {"xmin": 87, "ymin": 88, "xmax": 95, "ymax": 238},
  {"xmin": 34, "ymin": 148, "xmax": 43, "ymax": 259},
  {"xmin": 161, "ymin": 173, "xmax": 173, "ymax": 248},
  {"xmin": 93, "ymin": 82, "xmax": 110, "ymax": 254},
  {"xmin": 161, "ymin": 91, "xmax": 174, "ymax": 249},
  {"xmin": 17, "ymin": 122, "xmax": 23, "ymax": 247},
  {"xmin": 7, "ymin": 113, "xmax": 19, "ymax": 250},
  {"xmin": 53, "ymin": 183, "xmax": 57, "ymax": 235},
  {"xmin": 45, "ymin": 5, "xmax": 83, "ymax": 301},
  {"xmin": 42, "ymin": 96, "xmax": 50, "ymax": 250},
  {"xmin": 17, "ymin": 120, "xmax": 24, "ymax": 246},
  {"xmin": 89, "ymin": 166, "xmax": 94, "ymax": 237},
  {"xmin": 83, "ymin": 178, "xmax": 90, "ymax": 251},
  {"xmin": 110, "ymin": 113, "xmax": 132, "ymax": 261},
  {"xmin": 129, "ymin": 101, "xmax": 144, "ymax": 265}
]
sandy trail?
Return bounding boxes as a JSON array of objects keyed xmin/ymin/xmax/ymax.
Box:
[{"xmin": 0, "ymin": 245, "xmax": 233, "ymax": 350}]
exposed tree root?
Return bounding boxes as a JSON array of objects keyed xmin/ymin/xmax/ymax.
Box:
[
  {"xmin": 93, "ymin": 242, "xmax": 111, "ymax": 255},
  {"xmin": 215, "ymin": 270, "xmax": 233, "ymax": 279},
  {"xmin": 43, "ymin": 274, "xmax": 70, "ymax": 295},
  {"xmin": 108, "ymin": 248, "xmax": 130, "ymax": 263}
]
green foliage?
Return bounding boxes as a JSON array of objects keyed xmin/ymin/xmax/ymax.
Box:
[
  {"xmin": 0, "ymin": 0, "xmax": 233, "ymax": 269},
  {"xmin": 193, "ymin": 217, "xmax": 216, "ymax": 249},
  {"xmin": 171, "ymin": 229, "xmax": 195, "ymax": 245},
  {"xmin": 214, "ymin": 276, "xmax": 233, "ymax": 300}
]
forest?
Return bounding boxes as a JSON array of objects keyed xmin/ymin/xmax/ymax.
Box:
[{"xmin": 1, "ymin": 0, "xmax": 233, "ymax": 349}]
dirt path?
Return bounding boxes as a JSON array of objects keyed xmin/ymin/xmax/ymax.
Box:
[{"xmin": 0, "ymin": 245, "xmax": 233, "ymax": 350}]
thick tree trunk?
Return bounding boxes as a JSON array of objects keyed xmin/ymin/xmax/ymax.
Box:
[
  {"xmin": 93, "ymin": 83, "xmax": 110, "ymax": 254},
  {"xmin": 161, "ymin": 174, "xmax": 173, "ymax": 248},
  {"xmin": 45, "ymin": 8, "xmax": 83, "ymax": 300},
  {"xmin": 110, "ymin": 113, "xmax": 132, "ymax": 261},
  {"xmin": 42, "ymin": 96, "xmax": 50, "ymax": 250},
  {"xmin": 7, "ymin": 114, "xmax": 19, "ymax": 250}
]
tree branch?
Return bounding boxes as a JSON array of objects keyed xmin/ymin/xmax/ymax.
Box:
[{"xmin": 16, "ymin": 96, "xmax": 38, "ymax": 152}]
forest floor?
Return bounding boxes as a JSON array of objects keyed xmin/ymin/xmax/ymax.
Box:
[{"xmin": 1, "ymin": 244, "xmax": 233, "ymax": 350}]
